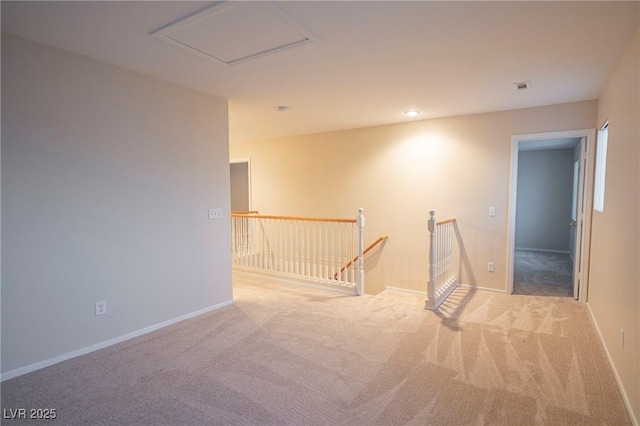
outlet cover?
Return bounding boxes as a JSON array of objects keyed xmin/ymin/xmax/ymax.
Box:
[
  {"xmin": 488, "ymin": 262, "xmax": 495, "ymax": 272},
  {"xmin": 95, "ymin": 301, "xmax": 107, "ymax": 316}
]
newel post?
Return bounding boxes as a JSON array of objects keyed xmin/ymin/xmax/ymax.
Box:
[
  {"xmin": 426, "ymin": 210, "xmax": 437, "ymax": 305},
  {"xmin": 356, "ymin": 208, "xmax": 365, "ymax": 296}
]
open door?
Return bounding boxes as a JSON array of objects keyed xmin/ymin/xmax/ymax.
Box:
[
  {"xmin": 507, "ymin": 129, "xmax": 595, "ymax": 302},
  {"xmin": 571, "ymin": 137, "xmax": 587, "ymax": 300}
]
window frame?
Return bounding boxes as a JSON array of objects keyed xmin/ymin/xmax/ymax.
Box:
[{"xmin": 593, "ymin": 122, "xmax": 609, "ymax": 212}]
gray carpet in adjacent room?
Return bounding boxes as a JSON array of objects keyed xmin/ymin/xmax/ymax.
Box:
[
  {"xmin": 1, "ymin": 273, "xmax": 630, "ymax": 425},
  {"xmin": 513, "ymin": 249, "xmax": 574, "ymax": 297}
]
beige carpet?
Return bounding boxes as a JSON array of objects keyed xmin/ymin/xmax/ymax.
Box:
[{"xmin": 1, "ymin": 273, "xmax": 631, "ymax": 425}]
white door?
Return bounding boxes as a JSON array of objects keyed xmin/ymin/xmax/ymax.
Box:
[{"xmin": 571, "ymin": 137, "xmax": 587, "ymax": 300}]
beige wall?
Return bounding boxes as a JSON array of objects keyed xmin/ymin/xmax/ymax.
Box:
[
  {"xmin": 230, "ymin": 100, "xmax": 597, "ymax": 295},
  {"xmin": 1, "ymin": 34, "xmax": 232, "ymax": 374},
  {"xmin": 590, "ymin": 27, "xmax": 640, "ymax": 422}
]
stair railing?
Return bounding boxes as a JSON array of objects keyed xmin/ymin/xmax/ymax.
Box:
[
  {"xmin": 335, "ymin": 234, "xmax": 388, "ymax": 280},
  {"xmin": 425, "ymin": 210, "xmax": 459, "ymax": 310},
  {"xmin": 231, "ymin": 208, "xmax": 366, "ymax": 295}
]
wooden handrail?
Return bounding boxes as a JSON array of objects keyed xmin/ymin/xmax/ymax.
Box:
[
  {"xmin": 436, "ymin": 218, "xmax": 456, "ymax": 226},
  {"xmin": 231, "ymin": 210, "xmax": 259, "ymax": 215},
  {"xmin": 334, "ymin": 234, "xmax": 388, "ymax": 279},
  {"xmin": 231, "ymin": 213, "xmax": 356, "ymax": 223}
]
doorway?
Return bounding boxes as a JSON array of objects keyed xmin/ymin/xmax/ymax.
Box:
[
  {"xmin": 230, "ymin": 158, "xmax": 251, "ymax": 212},
  {"xmin": 507, "ymin": 129, "xmax": 596, "ymax": 302}
]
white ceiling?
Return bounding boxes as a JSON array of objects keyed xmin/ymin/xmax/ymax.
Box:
[{"xmin": 2, "ymin": 1, "xmax": 639, "ymax": 144}]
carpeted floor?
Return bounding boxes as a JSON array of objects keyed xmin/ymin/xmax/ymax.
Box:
[
  {"xmin": 513, "ymin": 249, "xmax": 574, "ymax": 297},
  {"xmin": 1, "ymin": 273, "xmax": 630, "ymax": 425}
]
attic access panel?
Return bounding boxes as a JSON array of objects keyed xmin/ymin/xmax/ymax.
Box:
[{"xmin": 150, "ymin": 1, "xmax": 317, "ymax": 66}]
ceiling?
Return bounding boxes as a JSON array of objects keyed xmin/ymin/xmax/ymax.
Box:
[
  {"xmin": 519, "ymin": 137, "xmax": 581, "ymax": 152},
  {"xmin": 2, "ymin": 1, "xmax": 639, "ymax": 144}
]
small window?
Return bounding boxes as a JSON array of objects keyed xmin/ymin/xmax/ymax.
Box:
[{"xmin": 594, "ymin": 123, "xmax": 608, "ymax": 212}]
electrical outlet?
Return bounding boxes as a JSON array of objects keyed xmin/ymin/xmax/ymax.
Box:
[
  {"xmin": 95, "ymin": 301, "xmax": 107, "ymax": 316},
  {"xmin": 488, "ymin": 262, "xmax": 495, "ymax": 272},
  {"xmin": 489, "ymin": 206, "xmax": 496, "ymax": 217},
  {"xmin": 208, "ymin": 208, "xmax": 223, "ymax": 220},
  {"xmin": 620, "ymin": 329, "xmax": 625, "ymax": 348}
]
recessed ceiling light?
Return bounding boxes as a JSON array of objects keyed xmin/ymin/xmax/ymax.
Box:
[{"xmin": 404, "ymin": 110, "xmax": 421, "ymax": 117}]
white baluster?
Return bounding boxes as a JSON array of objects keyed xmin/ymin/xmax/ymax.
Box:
[
  {"xmin": 290, "ymin": 220, "xmax": 295, "ymax": 274},
  {"xmin": 447, "ymin": 223, "xmax": 452, "ymax": 284},
  {"xmin": 286, "ymin": 219, "xmax": 290, "ymax": 272},
  {"xmin": 278, "ymin": 219, "xmax": 283, "ymax": 272},
  {"xmin": 351, "ymin": 223, "xmax": 355, "ymax": 284},
  {"xmin": 304, "ymin": 222, "xmax": 312, "ymax": 277},
  {"xmin": 311, "ymin": 221, "xmax": 316, "ymax": 278},
  {"xmin": 332, "ymin": 223, "xmax": 335, "ymax": 280},
  {"xmin": 248, "ymin": 217, "xmax": 252, "ymax": 268},
  {"xmin": 338, "ymin": 222, "xmax": 344, "ymax": 283},
  {"xmin": 261, "ymin": 217, "xmax": 265, "ymax": 269},
  {"xmin": 356, "ymin": 208, "xmax": 365, "ymax": 296},
  {"xmin": 241, "ymin": 216, "xmax": 246, "ymax": 267},
  {"xmin": 294, "ymin": 220, "xmax": 298, "ymax": 275},
  {"xmin": 269, "ymin": 218, "xmax": 275, "ymax": 270},
  {"xmin": 323, "ymin": 222, "xmax": 328, "ymax": 279},
  {"xmin": 427, "ymin": 210, "xmax": 437, "ymax": 305}
]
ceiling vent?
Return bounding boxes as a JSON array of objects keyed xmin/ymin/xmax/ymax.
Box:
[
  {"xmin": 515, "ymin": 81, "xmax": 532, "ymax": 91},
  {"xmin": 150, "ymin": 1, "xmax": 317, "ymax": 66}
]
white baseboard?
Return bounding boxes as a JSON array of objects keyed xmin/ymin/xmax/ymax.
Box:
[
  {"xmin": 233, "ymin": 270, "xmax": 356, "ymax": 295},
  {"xmin": 384, "ymin": 287, "xmax": 427, "ymax": 298},
  {"xmin": 385, "ymin": 284, "xmax": 507, "ymax": 296},
  {"xmin": 586, "ymin": 303, "xmax": 638, "ymax": 426},
  {"xmin": 384, "ymin": 286, "xmax": 427, "ymax": 296},
  {"xmin": 457, "ymin": 284, "xmax": 507, "ymax": 294},
  {"xmin": 1, "ymin": 299, "xmax": 234, "ymax": 383},
  {"xmin": 515, "ymin": 247, "xmax": 571, "ymax": 255}
]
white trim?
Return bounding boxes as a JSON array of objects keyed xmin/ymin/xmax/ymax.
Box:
[
  {"xmin": 230, "ymin": 157, "xmax": 251, "ymax": 164},
  {"xmin": 515, "ymin": 247, "xmax": 571, "ymax": 255},
  {"xmin": 457, "ymin": 284, "xmax": 507, "ymax": 294},
  {"xmin": 593, "ymin": 123, "xmax": 609, "ymax": 212},
  {"xmin": 385, "ymin": 284, "xmax": 507, "ymax": 296},
  {"xmin": 233, "ymin": 270, "xmax": 356, "ymax": 296},
  {"xmin": 578, "ymin": 132, "xmax": 595, "ymax": 302},
  {"xmin": 385, "ymin": 286, "xmax": 427, "ymax": 296},
  {"xmin": 586, "ymin": 303, "xmax": 638, "ymax": 426},
  {"xmin": 507, "ymin": 128, "xmax": 595, "ymax": 304},
  {"xmin": 1, "ymin": 300, "xmax": 233, "ymax": 383}
]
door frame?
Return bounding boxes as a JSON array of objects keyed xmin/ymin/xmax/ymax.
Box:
[
  {"xmin": 230, "ymin": 158, "xmax": 252, "ymax": 212},
  {"xmin": 506, "ymin": 129, "xmax": 596, "ymax": 302}
]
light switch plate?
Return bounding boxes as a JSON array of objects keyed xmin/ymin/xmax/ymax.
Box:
[{"xmin": 208, "ymin": 208, "xmax": 223, "ymax": 219}]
